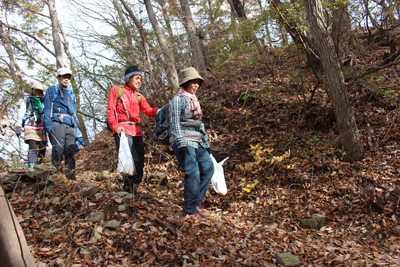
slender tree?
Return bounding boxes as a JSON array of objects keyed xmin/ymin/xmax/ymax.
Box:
[
  {"xmin": 143, "ymin": 0, "xmax": 179, "ymax": 92},
  {"xmin": 179, "ymin": 0, "xmax": 207, "ymax": 75},
  {"xmin": 47, "ymin": 0, "xmax": 64, "ymax": 69},
  {"xmin": 119, "ymin": 0, "xmax": 156, "ymax": 90},
  {"xmin": 304, "ymin": 0, "xmax": 363, "ymax": 162}
]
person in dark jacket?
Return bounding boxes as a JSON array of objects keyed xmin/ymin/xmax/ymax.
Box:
[
  {"xmin": 169, "ymin": 67, "xmax": 214, "ymax": 221},
  {"xmin": 43, "ymin": 67, "xmax": 78, "ymax": 180},
  {"xmin": 16, "ymin": 82, "xmax": 47, "ymax": 167},
  {"xmin": 106, "ymin": 65, "xmax": 158, "ymax": 192}
]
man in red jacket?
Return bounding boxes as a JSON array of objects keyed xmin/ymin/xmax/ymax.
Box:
[{"xmin": 107, "ymin": 66, "xmax": 158, "ymax": 192}]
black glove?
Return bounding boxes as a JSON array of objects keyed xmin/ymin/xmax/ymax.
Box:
[
  {"xmin": 178, "ymin": 146, "xmax": 189, "ymax": 162},
  {"xmin": 15, "ymin": 126, "xmax": 21, "ymax": 137},
  {"xmin": 207, "ymin": 147, "xmax": 212, "ymax": 155}
]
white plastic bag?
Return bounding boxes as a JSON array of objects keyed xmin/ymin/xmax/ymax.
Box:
[
  {"xmin": 210, "ymin": 154, "xmax": 229, "ymax": 195},
  {"xmin": 117, "ymin": 132, "xmax": 136, "ymax": 176}
]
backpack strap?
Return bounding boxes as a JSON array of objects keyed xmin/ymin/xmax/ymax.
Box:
[{"xmin": 114, "ymin": 87, "xmax": 141, "ymax": 126}]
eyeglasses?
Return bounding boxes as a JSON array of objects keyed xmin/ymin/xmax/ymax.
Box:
[{"xmin": 134, "ymin": 76, "xmax": 142, "ymax": 82}]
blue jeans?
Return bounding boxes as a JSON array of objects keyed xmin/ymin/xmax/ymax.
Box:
[{"xmin": 173, "ymin": 145, "xmax": 214, "ymax": 215}]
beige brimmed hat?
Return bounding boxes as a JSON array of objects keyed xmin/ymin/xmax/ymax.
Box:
[
  {"xmin": 32, "ymin": 82, "xmax": 44, "ymax": 91},
  {"xmin": 56, "ymin": 67, "xmax": 72, "ymax": 76},
  {"xmin": 179, "ymin": 67, "xmax": 204, "ymax": 86}
]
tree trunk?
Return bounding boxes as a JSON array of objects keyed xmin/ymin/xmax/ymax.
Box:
[
  {"xmin": 330, "ymin": 2, "xmax": 353, "ymax": 56},
  {"xmin": 179, "ymin": 0, "xmax": 207, "ymax": 75},
  {"xmin": 144, "ymin": 0, "xmax": 179, "ymax": 93},
  {"xmin": 229, "ymin": 0, "xmax": 247, "ymax": 19},
  {"xmin": 0, "ymin": 22, "xmax": 24, "ymax": 95},
  {"xmin": 120, "ymin": 0, "xmax": 156, "ymax": 91},
  {"xmin": 270, "ymin": 0, "xmax": 321, "ymax": 70},
  {"xmin": 0, "ymin": 187, "xmax": 36, "ymax": 267},
  {"xmin": 47, "ymin": 0, "xmax": 65, "ymax": 69},
  {"xmin": 113, "ymin": 0, "xmax": 136, "ymax": 65},
  {"xmin": 304, "ymin": 0, "xmax": 363, "ymax": 162}
]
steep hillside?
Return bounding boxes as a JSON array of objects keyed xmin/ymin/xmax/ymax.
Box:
[{"xmin": 5, "ymin": 38, "xmax": 400, "ymax": 266}]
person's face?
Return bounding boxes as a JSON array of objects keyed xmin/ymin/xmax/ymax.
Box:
[
  {"xmin": 128, "ymin": 75, "xmax": 142, "ymax": 90},
  {"xmin": 185, "ymin": 79, "xmax": 201, "ymax": 95},
  {"xmin": 57, "ymin": 74, "xmax": 72, "ymax": 88},
  {"xmin": 32, "ymin": 89, "xmax": 43, "ymax": 97}
]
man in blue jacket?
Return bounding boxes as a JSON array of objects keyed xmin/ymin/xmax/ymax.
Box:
[{"xmin": 43, "ymin": 67, "xmax": 78, "ymax": 180}]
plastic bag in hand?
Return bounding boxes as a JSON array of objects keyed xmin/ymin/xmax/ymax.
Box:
[
  {"xmin": 210, "ymin": 154, "xmax": 228, "ymax": 195},
  {"xmin": 117, "ymin": 132, "xmax": 136, "ymax": 176}
]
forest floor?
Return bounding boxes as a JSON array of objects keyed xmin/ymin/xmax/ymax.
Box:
[{"xmin": 4, "ymin": 39, "xmax": 400, "ymax": 266}]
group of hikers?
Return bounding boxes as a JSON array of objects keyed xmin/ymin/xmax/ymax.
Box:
[{"xmin": 16, "ymin": 66, "xmax": 215, "ymax": 221}]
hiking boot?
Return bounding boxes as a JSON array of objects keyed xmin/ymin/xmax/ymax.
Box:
[
  {"xmin": 196, "ymin": 205, "xmax": 211, "ymax": 218},
  {"xmin": 189, "ymin": 213, "xmax": 206, "ymax": 222}
]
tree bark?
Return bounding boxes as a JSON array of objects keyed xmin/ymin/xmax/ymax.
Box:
[
  {"xmin": 229, "ymin": 0, "xmax": 247, "ymax": 19},
  {"xmin": 270, "ymin": 0, "xmax": 321, "ymax": 70},
  {"xmin": 304, "ymin": 0, "xmax": 363, "ymax": 162},
  {"xmin": 119, "ymin": 0, "xmax": 156, "ymax": 91},
  {"xmin": 0, "ymin": 22, "xmax": 24, "ymax": 95},
  {"xmin": 179, "ymin": 0, "xmax": 207, "ymax": 75},
  {"xmin": 113, "ymin": 0, "xmax": 136, "ymax": 65},
  {"xmin": 0, "ymin": 187, "xmax": 36, "ymax": 267},
  {"xmin": 144, "ymin": 0, "xmax": 179, "ymax": 92},
  {"xmin": 47, "ymin": 0, "xmax": 65, "ymax": 69}
]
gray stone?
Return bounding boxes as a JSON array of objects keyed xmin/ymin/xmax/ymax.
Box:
[
  {"xmin": 94, "ymin": 193, "xmax": 104, "ymax": 200},
  {"xmin": 123, "ymin": 193, "xmax": 134, "ymax": 200},
  {"xmin": 104, "ymin": 219, "xmax": 120, "ymax": 230},
  {"xmin": 275, "ymin": 252, "xmax": 300, "ymax": 267},
  {"xmin": 311, "ymin": 214, "xmax": 325, "ymax": 224},
  {"xmin": 149, "ymin": 172, "xmax": 168, "ymax": 189},
  {"xmin": 42, "ymin": 228, "xmax": 54, "ymax": 239},
  {"xmin": 26, "ymin": 163, "xmax": 57, "ymax": 180},
  {"xmin": 24, "ymin": 209, "xmax": 33, "ymax": 215},
  {"xmin": 118, "ymin": 205, "xmax": 127, "ymax": 212},
  {"xmin": 89, "ymin": 226, "xmax": 103, "ymax": 243},
  {"xmin": 299, "ymin": 213, "xmax": 326, "ymax": 230},
  {"xmin": 80, "ymin": 246, "xmax": 94, "ymax": 255},
  {"xmin": 52, "ymin": 196, "xmax": 62, "ymax": 205},
  {"xmin": 97, "ymin": 170, "xmax": 111, "ymax": 181},
  {"xmin": 89, "ymin": 212, "xmax": 105, "ymax": 223},
  {"xmin": 104, "ymin": 206, "xmax": 118, "ymax": 213},
  {"xmin": 48, "ymin": 173, "xmax": 66, "ymax": 184},
  {"xmin": 105, "ymin": 181, "xmax": 112, "ymax": 190},
  {"xmin": 81, "ymin": 186, "xmax": 100, "ymax": 197},
  {"xmin": 116, "ymin": 192, "xmax": 129, "ymax": 197}
]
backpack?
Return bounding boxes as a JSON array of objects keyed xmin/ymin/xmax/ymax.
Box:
[
  {"xmin": 22, "ymin": 97, "xmax": 44, "ymax": 127},
  {"xmin": 152, "ymin": 94, "xmax": 185, "ymax": 146},
  {"xmin": 106, "ymin": 87, "xmax": 141, "ymax": 131}
]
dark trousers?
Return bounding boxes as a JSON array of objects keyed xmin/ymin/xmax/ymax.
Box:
[
  {"xmin": 114, "ymin": 134, "xmax": 144, "ymax": 187},
  {"xmin": 27, "ymin": 140, "xmax": 47, "ymax": 163},
  {"xmin": 49, "ymin": 121, "xmax": 75, "ymax": 179}
]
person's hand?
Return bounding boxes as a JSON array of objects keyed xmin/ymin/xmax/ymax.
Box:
[
  {"xmin": 178, "ymin": 146, "xmax": 188, "ymax": 162},
  {"xmin": 76, "ymin": 136, "xmax": 86, "ymax": 147},
  {"xmin": 15, "ymin": 126, "xmax": 21, "ymax": 137},
  {"xmin": 45, "ymin": 125, "xmax": 53, "ymax": 134},
  {"xmin": 207, "ymin": 147, "xmax": 212, "ymax": 155},
  {"xmin": 116, "ymin": 127, "xmax": 126, "ymax": 134}
]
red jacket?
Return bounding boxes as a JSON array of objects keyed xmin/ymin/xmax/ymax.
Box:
[{"xmin": 107, "ymin": 85, "xmax": 158, "ymax": 136}]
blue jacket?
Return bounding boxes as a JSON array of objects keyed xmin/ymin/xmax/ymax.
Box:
[{"xmin": 43, "ymin": 84, "xmax": 77, "ymax": 128}]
